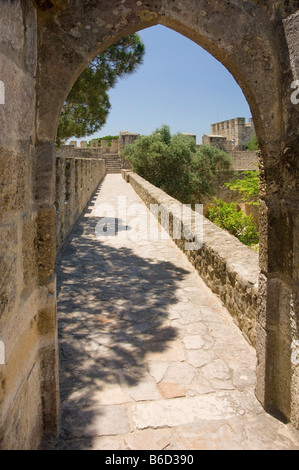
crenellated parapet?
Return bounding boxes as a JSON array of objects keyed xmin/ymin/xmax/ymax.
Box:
[{"xmin": 206, "ymin": 117, "xmax": 255, "ymax": 151}]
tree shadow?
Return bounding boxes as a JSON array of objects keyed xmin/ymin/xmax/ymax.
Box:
[{"xmin": 52, "ymin": 181, "xmax": 191, "ymax": 449}]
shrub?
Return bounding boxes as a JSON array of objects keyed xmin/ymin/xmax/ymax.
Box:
[
  {"xmin": 246, "ymin": 134, "xmax": 259, "ymax": 150},
  {"xmin": 224, "ymin": 170, "xmax": 259, "ymax": 206},
  {"xmin": 121, "ymin": 125, "xmax": 233, "ymax": 205},
  {"xmin": 207, "ymin": 198, "xmax": 259, "ymax": 246}
]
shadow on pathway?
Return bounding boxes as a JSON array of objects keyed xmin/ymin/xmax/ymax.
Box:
[{"xmin": 55, "ymin": 186, "xmax": 191, "ymax": 445}]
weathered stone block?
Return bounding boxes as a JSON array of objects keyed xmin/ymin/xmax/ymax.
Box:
[
  {"xmin": 0, "ymin": 221, "xmax": 18, "ymax": 318},
  {"xmin": 0, "ymin": 360, "xmax": 42, "ymax": 450},
  {"xmin": 39, "ymin": 345, "xmax": 60, "ymax": 439},
  {"xmin": 35, "ymin": 143, "xmax": 56, "ymax": 205},
  {"xmin": 22, "ymin": 212, "xmax": 38, "ymax": 292},
  {"xmin": 283, "ymin": 10, "xmax": 299, "ymax": 81},
  {"xmin": 0, "ymin": 147, "xmax": 28, "ymax": 214},
  {"xmin": 0, "ymin": 53, "xmax": 36, "ymax": 146},
  {"xmin": 36, "ymin": 207, "xmax": 56, "ymax": 283}
]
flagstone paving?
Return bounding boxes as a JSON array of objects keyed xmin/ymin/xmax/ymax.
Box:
[{"xmin": 50, "ymin": 174, "xmax": 299, "ymax": 450}]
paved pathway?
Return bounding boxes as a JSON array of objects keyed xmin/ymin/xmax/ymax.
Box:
[{"xmin": 53, "ymin": 174, "xmax": 299, "ymax": 450}]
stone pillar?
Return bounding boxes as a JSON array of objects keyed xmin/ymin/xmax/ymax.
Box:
[
  {"xmin": 110, "ymin": 139, "xmax": 119, "ymax": 153},
  {"xmin": 101, "ymin": 140, "xmax": 109, "ymax": 153},
  {"xmin": 55, "ymin": 156, "xmax": 66, "ymax": 249},
  {"xmin": 253, "ymin": 11, "xmax": 299, "ymax": 429},
  {"xmin": 256, "ymin": 143, "xmax": 299, "ymax": 429},
  {"xmin": 118, "ymin": 132, "xmax": 140, "ymax": 154},
  {"xmin": 35, "ymin": 141, "xmax": 60, "ymax": 439}
]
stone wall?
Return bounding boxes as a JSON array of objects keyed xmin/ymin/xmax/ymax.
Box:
[
  {"xmin": 0, "ymin": 0, "xmax": 106, "ymax": 446},
  {"xmin": 69, "ymin": 139, "xmax": 119, "ymax": 154},
  {"xmin": 55, "ymin": 155, "xmax": 106, "ymax": 251},
  {"xmin": 0, "ymin": 1, "xmax": 46, "ymax": 450},
  {"xmin": 122, "ymin": 170, "xmax": 259, "ymax": 348},
  {"xmin": 202, "ymin": 134, "xmax": 227, "ymax": 151},
  {"xmin": 67, "ymin": 131, "xmax": 140, "ymax": 158},
  {"xmin": 229, "ymin": 151, "xmax": 258, "ymax": 171}
]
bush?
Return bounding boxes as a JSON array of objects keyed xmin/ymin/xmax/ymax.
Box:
[
  {"xmin": 246, "ymin": 134, "xmax": 259, "ymax": 151},
  {"xmin": 207, "ymin": 198, "xmax": 259, "ymax": 246},
  {"xmin": 224, "ymin": 170, "xmax": 259, "ymax": 206},
  {"xmin": 121, "ymin": 125, "xmax": 233, "ymax": 205}
]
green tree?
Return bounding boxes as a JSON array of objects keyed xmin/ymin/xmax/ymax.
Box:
[
  {"xmin": 121, "ymin": 126, "xmax": 233, "ymax": 205},
  {"xmin": 189, "ymin": 144, "xmax": 233, "ymax": 204},
  {"xmin": 56, "ymin": 34, "xmax": 145, "ymax": 146},
  {"xmin": 246, "ymin": 134, "xmax": 259, "ymax": 150}
]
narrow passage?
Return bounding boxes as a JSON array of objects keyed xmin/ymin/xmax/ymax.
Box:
[{"xmin": 53, "ymin": 174, "xmax": 299, "ymax": 450}]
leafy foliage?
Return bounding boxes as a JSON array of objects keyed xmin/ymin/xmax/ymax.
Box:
[
  {"xmin": 224, "ymin": 170, "xmax": 259, "ymax": 205},
  {"xmin": 121, "ymin": 125, "xmax": 233, "ymax": 205},
  {"xmin": 56, "ymin": 34, "xmax": 145, "ymax": 146},
  {"xmin": 207, "ymin": 198, "xmax": 259, "ymax": 246},
  {"xmin": 246, "ymin": 134, "xmax": 259, "ymax": 150}
]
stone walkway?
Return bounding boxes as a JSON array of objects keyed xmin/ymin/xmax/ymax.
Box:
[{"xmin": 52, "ymin": 174, "xmax": 299, "ymax": 450}]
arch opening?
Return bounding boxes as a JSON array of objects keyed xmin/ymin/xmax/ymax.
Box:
[
  {"xmin": 53, "ymin": 20, "xmax": 266, "ymax": 447},
  {"xmin": 41, "ymin": 6, "xmax": 293, "ymax": 429}
]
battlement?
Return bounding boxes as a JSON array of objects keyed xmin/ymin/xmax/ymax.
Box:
[
  {"xmin": 69, "ymin": 138, "xmax": 119, "ymax": 153},
  {"xmin": 67, "ymin": 131, "xmax": 141, "ymax": 156},
  {"xmin": 208, "ymin": 117, "xmax": 255, "ymax": 151}
]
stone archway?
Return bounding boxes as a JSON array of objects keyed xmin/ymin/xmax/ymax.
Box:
[{"xmin": 0, "ymin": 0, "xmax": 298, "ymax": 448}]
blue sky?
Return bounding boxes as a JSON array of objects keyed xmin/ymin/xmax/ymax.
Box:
[{"xmin": 80, "ymin": 25, "xmax": 252, "ymax": 145}]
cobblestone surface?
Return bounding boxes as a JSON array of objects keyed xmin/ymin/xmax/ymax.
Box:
[{"xmin": 51, "ymin": 175, "xmax": 299, "ymax": 450}]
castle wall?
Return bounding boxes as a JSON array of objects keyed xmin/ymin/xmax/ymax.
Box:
[
  {"xmin": 229, "ymin": 151, "xmax": 258, "ymax": 170},
  {"xmin": 55, "ymin": 156, "xmax": 106, "ymax": 251},
  {"xmin": 0, "ymin": 1, "xmax": 49, "ymax": 449}
]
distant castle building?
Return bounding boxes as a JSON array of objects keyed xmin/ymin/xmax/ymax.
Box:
[{"xmin": 202, "ymin": 117, "xmax": 255, "ymax": 151}]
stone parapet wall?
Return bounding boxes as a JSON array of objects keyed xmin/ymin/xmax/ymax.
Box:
[
  {"xmin": 58, "ymin": 145, "xmax": 103, "ymax": 159},
  {"xmin": 65, "ymin": 132, "xmax": 141, "ymax": 158},
  {"xmin": 56, "ymin": 156, "xmax": 105, "ymax": 251},
  {"xmin": 122, "ymin": 170, "xmax": 259, "ymax": 348},
  {"xmin": 229, "ymin": 151, "xmax": 259, "ymax": 171}
]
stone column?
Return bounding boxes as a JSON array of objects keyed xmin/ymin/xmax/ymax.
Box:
[
  {"xmin": 256, "ymin": 139, "xmax": 299, "ymax": 428},
  {"xmin": 253, "ymin": 10, "xmax": 299, "ymax": 430},
  {"xmin": 110, "ymin": 139, "xmax": 119, "ymax": 153},
  {"xmin": 35, "ymin": 141, "xmax": 60, "ymax": 439}
]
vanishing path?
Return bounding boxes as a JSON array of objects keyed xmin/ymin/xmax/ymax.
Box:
[{"xmin": 52, "ymin": 174, "xmax": 299, "ymax": 450}]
